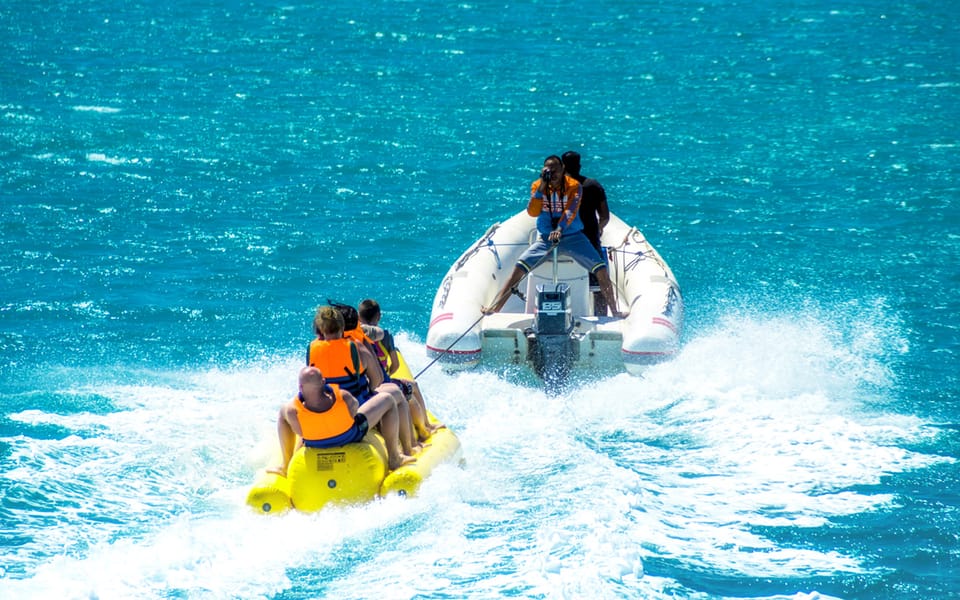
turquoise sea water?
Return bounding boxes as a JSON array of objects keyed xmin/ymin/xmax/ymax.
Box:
[{"xmin": 2, "ymin": 1, "xmax": 958, "ymax": 598}]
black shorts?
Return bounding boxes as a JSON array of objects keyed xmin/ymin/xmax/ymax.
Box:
[
  {"xmin": 396, "ymin": 379, "xmax": 414, "ymax": 398},
  {"xmin": 354, "ymin": 412, "xmax": 369, "ymax": 436}
]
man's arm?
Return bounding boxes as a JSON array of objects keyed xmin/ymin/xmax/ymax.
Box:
[
  {"xmin": 360, "ymin": 324, "xmax": 384, "ymax": 342},
  {"xmin": 358, "ymin": 343, "xmax": 385, "ymax": 388},
  {"xmin": 387, "ymin": 348, "xmax": 401, "ymax": 375},
  {"xmin": 560, "ymin": 181, "xmax": 583, "ymax": 230},
  {"xmin": 596, "ymin": 181, "xmax": 610, "ymax": 232},
  {"xmin": 276, "ymin": 402, "xmax": 302, "ymax": 474},
  {"xmin": 341, "ymin": 389, "xmax": 360, "ymax": 417},
  {"xmin": 527, "ymin": 179, "xmax": 544, "ymax": 217}
]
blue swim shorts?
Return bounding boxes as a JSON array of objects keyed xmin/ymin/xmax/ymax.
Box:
[{"xmin": 517, "ymin": 230, "xmax": 606, "ymax": 274}]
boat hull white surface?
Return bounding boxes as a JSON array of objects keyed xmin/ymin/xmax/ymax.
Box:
[{"xmin": 426, "ymin": 211, "xmax": 683, "ymax": 378}]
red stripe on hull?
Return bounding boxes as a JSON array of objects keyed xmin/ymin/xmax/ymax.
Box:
[
  {"xmin": 651, "ymin": 317, "xmax": 678, "ymax": 334},
  {"xmin": 425, "ymin": 346, "xmax": 482, "ymax": 356},
  {"xmin": 621, "ymin": 349, "xmax": 674, "ymax": 357},
  {"xmin": 429, "ymin": 312, "xmax": 455, "ymax": 327}
]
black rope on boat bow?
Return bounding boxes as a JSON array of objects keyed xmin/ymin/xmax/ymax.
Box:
[
  {"xmin": 453, "ymin": 233, "xmax": 533, "ymax": 273},
  {"xmin": 611, "ymin": 247, "xmax": 653, "ymax": 271},
  {"xmin": 414, "ymin": 314, "xmax": 485, "ymax": 380}
]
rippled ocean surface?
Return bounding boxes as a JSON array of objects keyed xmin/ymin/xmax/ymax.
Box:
[{"xmin": 2, "ymin": 1, "xmax": 958, "ymax": 598}]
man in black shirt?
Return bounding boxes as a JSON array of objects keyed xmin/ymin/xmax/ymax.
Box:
[{"xmin": 562, "ymin": 151, "xmax": 610, "ymax": 315}]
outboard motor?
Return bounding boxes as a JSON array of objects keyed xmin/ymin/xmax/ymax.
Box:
[{"xmin": 527, "ymin": 283, "xmax": 578, "ymax": 390}]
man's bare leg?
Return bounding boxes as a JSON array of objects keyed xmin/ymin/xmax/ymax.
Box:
[
  {"xmin": 360, "ymin": 391, "xmax": 415, "ymax": 470},
  {"xmin": 404, "ymin": 381, "xmax": 442, "ymax": 441},
  {"xmin": 482, "ymin": 265, "xmax": 527, "ymax": 314},
  {"xmin": 596, "ymin": 268, "xmax": 628, "ymax": 319},
  {"xmin": 268, "ymin": 406, "xmax": 299, "ymax": 476}
]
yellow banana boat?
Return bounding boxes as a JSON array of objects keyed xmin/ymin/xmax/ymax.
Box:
[{"xmin": 246, "ymin": 352, "xmax": 461, "ymax": 514}]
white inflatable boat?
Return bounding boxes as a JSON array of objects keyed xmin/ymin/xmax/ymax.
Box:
[{"xmin": 426, "ymin": 211, "xmax": 683, "ymax": 384}]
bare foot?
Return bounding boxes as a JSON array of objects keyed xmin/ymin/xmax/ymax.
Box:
[
  {"xmin": 481, "ymin": 306, "xmax": 495, "ymax": 315},
  {"xmin": 415, "ymin": 424, "xmax": 435, "ymax": 439},
  {"xmin": 266, "ymin": 466, "xmax": 287, "ymax": 477},
  {"xmin": 388, "ymin": 454, "xmax": 417, "ymax": 470},
  {"xmin": 424, "ymin": 422, "xmax": 445, "ymax": 436}
]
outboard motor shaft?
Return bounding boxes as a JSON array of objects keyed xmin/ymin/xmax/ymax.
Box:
[{"xmin": 528, "ymin": 283, "xmax": 578, "ymax": 390}]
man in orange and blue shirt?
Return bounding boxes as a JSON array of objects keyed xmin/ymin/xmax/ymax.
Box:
[{"xmin": 483, "ymin": 155, "xmax": 626, "ymax": 318}]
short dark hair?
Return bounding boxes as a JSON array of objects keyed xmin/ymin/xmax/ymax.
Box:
[
  {"xmin": 358, "ymin": 298, "xmax": 381, "ymax": 323},
  {"xmin": 327, "ymin": 299, "xmax": 359, "ymax": 330},
  {"xmin": 544, "ymin": 154, "xmax": 563, "ymax": 168},
  {"xmin": 561, "ymin": 151, "xmax": 581, "ymax": 175}
]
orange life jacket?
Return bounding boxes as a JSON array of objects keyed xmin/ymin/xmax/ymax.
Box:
[
  {"xmin": 295, "ymin": 384, "xmax": 355, "ymax": 445},
  {"xmin": 306, "ymin": 338, "xmax": 371, "ymax": 402},
  {"xmin": 344, "ymin": 325, "xmax": 392, "ymax": 379},
  {"xmin": 344, "ymin": 325, "xmax": 372, "ymax": 346}
]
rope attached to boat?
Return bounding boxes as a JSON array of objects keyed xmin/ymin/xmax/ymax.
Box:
[
  {"xmin": 606, "ymin": 227, "xmax": 668, "ymax": 274},
  {"xmin": 415, "ymin": 314, "xmax": 485, "ymax": 380},
  {"xmin": 454, "ymin": 224, "xmax": 530, "ymax": 272}
]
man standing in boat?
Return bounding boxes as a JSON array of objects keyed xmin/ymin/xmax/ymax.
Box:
[
  {"xmin": 562, "ymin": 150, "xmax": 610, "ymax": 316},
  {"xmin": 482, "ymin": 155, "xmax": 626, "ymax": 318}
]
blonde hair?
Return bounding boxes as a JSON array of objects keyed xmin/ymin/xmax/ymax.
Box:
[{"xmin": 313, "ymin": 305, "xmax": 344, "ymax": 336}]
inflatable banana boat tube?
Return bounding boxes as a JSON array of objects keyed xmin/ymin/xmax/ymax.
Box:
[{"xmin": 246, "ymin": 353, "xmax": 461, "ymax": 515}]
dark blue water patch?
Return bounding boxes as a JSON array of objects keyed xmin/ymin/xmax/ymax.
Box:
[
  {"xmin": 0, "ymin": 482, "xmax": 90, "ymax": 578},
  {"xmin": 0, "ymin": 481, "xmax": 68, "ymax": 517},
  {"xmin": 640, "ymin": 554, "xmax": 852, "ymax": 599},
  {"xmin": 925, "ymin": 423, "xmax": 960, "ymax": 433},
  {"xmin": 0, "ymin": 418, "xmax": 79, "ymax": 446},
  {"xmin": 0, "ymin": 389, "xmax": 117, "ymax": 442},
  {"xmin": 749, "ymin": 458, "xmax": 960, "ymax": 598}
]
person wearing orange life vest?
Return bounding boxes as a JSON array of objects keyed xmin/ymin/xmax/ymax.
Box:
[
  {"xmin": 358, "ymin": 298, "xmax": 442, "ymax": 441},
  {"xmin": 482, "ymin": 155, "xmax": 627, "ymax": 318},
  {"xmin": 307, "ymin": 305, "xmax": 419, "ymax": 456},
  {"xmin": 270, "ymin": 366, "xmax": 414, "ymax": 476},
  {"xmin": 326, "ymin": 301, "xmax": 428, "ymax": 450}
]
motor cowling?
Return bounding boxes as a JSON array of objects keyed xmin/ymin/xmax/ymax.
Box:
[{"xmin": 534, "ymin": 283, "xmax": 573, "ymax": 335}]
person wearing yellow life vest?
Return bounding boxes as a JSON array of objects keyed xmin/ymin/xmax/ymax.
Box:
[
  {"xmin": 308, "ymin": 305, "xmax": 419, "ymax": 456},
  {"xmin": 358, "ymin": 298, "xmax": 443, "ymax": 441},
  {"xmin": 271, "ymin": 366, "xmax": 414, "ymax": 475}
]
